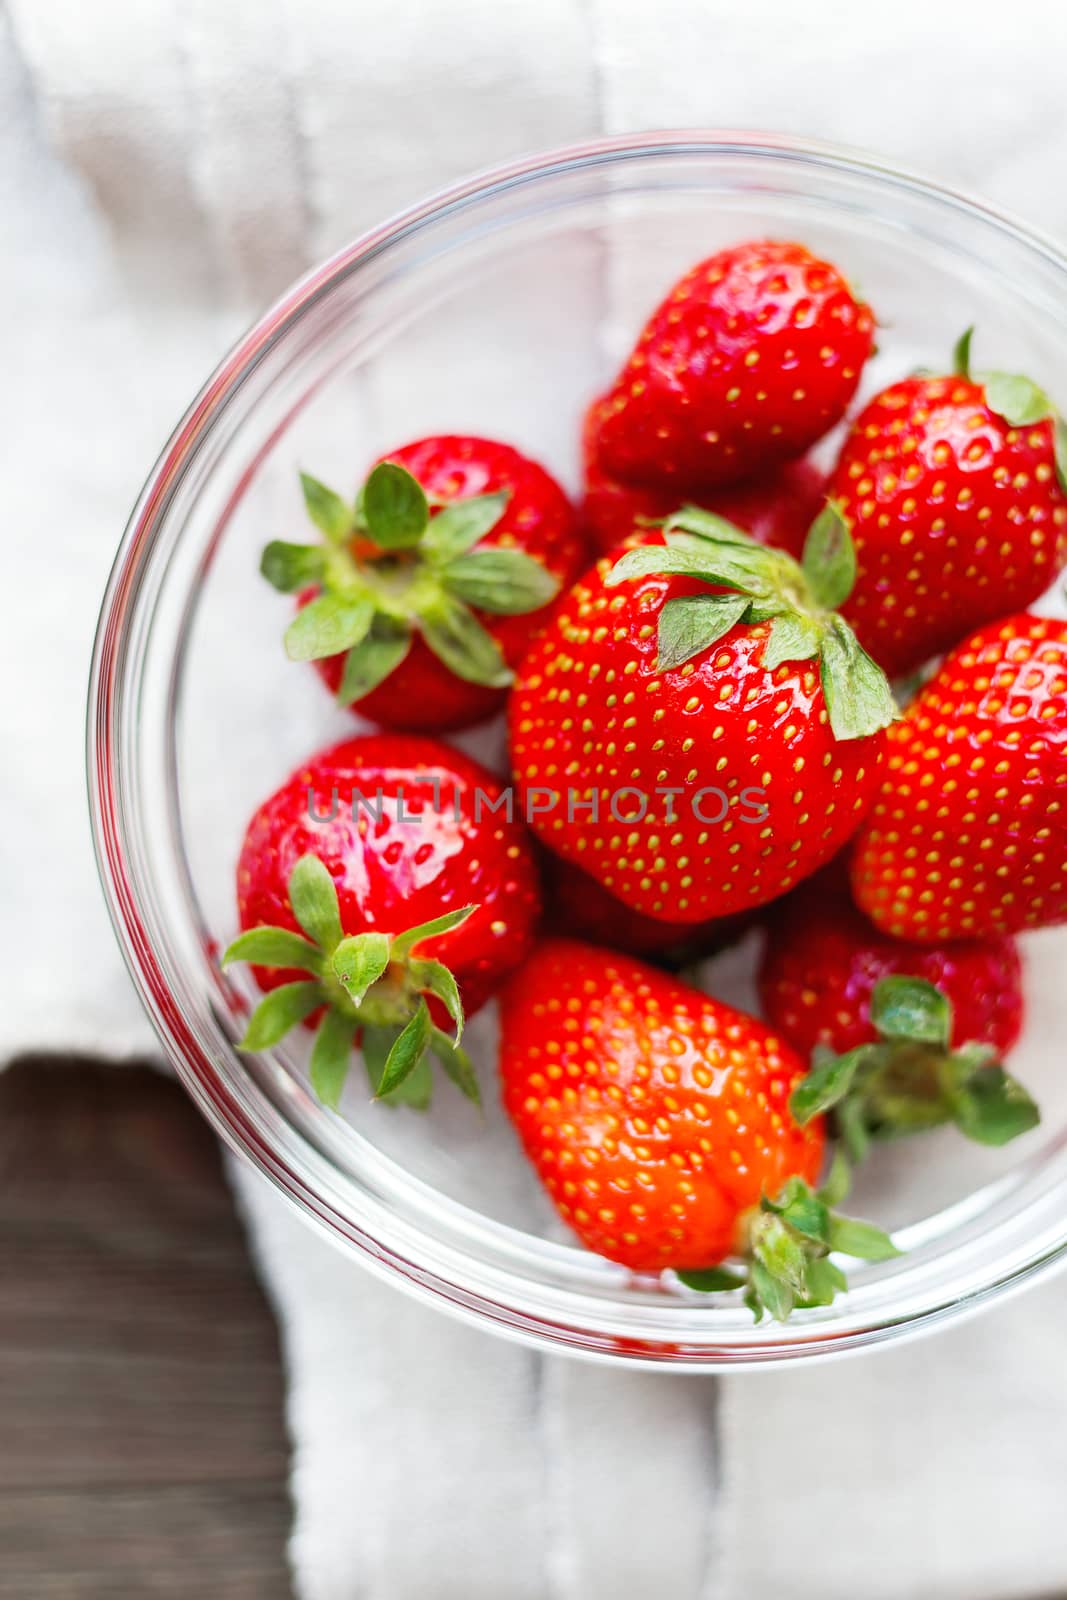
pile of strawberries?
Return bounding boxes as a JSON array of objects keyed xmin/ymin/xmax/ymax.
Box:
[{"xmin": 225, "ymin": 239, "xmax": 1067, "ymax": 1322}]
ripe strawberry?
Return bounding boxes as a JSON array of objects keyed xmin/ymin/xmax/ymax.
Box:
[
  {"xmin": 262, "ymin": 436, "xmax": 587, "ymax": 732},
  {"xmin": 830, "ymin": 332, "xmax": 1067, "ymax": 678},
  {"xmin": 499, "ymin": 938, "xmax": 899, "ymax": 1320},
  {"xmin": 541, "ymin": 852, "xmax": 750, "ymax": 962},
  {"xmin": 759, "ymin": 883, "xmax": 1024, "ymax": 1058},
  {"xmin": 589, "ymin": 239, "xmax": 873, "ymax": 491},
  {"xmin": 223, "ymin": 734, "xmax": 541, "ymax": 1108},
  {"xmin": 851, "ymin": 612, "xmax": 1067, "ymax": 942},
  {"xmin": 581, "ymin": 406, "xmax": 825, "ymax": 556},
  {"xmin": 509, "ymin": 506, "xmax": 896, "ymax": 924}
]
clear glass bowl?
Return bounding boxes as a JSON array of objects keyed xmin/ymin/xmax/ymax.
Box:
[{"xmin": 88, "ymin": 131, "xmax": 1067, "ymax": 1369}]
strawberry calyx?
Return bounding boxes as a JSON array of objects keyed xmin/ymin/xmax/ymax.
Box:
[
  {"xmin": 260, "ymin": 463, "xmax": 561, "ymax": 700},
  {"xmin": 222, "ymin": 853, "xmax": 480, "ymax": 1111},
  {"xmin": 677, "ymin": 1165, "xmax": 900, "ymax": 1323},
  {"xmin": 954, "ymin": 326, "xmax": 1067, "ymax": 494},
  {"xmin": 604, "ymin": 503, "xmax": 898, "ymax": 741},
  {"xmin": 789, "ymin": 975, "xmax": 1040, "ymax": 1162}
]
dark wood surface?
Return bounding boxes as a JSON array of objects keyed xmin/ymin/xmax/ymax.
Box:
[{"xmin": 0, "ymin": 1057, "xmax": 293, "ymax": 1598}]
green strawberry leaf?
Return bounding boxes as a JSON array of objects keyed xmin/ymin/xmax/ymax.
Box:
[
  {"xmin": 390, "ymin": 905, "xmax": 476, "ymax": 959},
  {"xmin": 749, "ymin": 1260, "xmax": 795, "ymax": 1323},
  {"xmin": 981, "ymin": 371, "xmax": 1054, "ymax": 428},
  {"xmin": 666, "ymin": 531, "xmax": 786, "ymax": 595},
  {"xmin": 825, "ymin": 1214, "xmax": 901, "ymax": 1261},
  {"xmin": 374, "ymin": 999, "xmax": 433, "ymax": 1099},
  {"xmin": 360, "ymin": 1023, "xmax": 402, "ymax": 1095},
  {"xmin": 221, "ymin": 926, "xmax": 324, "ymax": 975},
  {"xmin": 441, "ymin": 548, "xmax": 559, "ymax": 615},
  {"xmin": 422, "ymin": 491, "xmax": 510, "ymax": 561},
  {"xmin": 430, "ymin": 1028, "xmax": 481, "ymax": 1106},
  {"xmin": 363, "ymin": 1021, "xmax": 435, "ymax": 1107},
  {"xmin": 288, "ymin": 855, "xmax": 344, "ymax": 955},
  {"xmin": 953, "ymin": 326, "xmax": 975, "ymax": 378},
  {"xmin": 337, "ymin": 616, "xmax": 412, "ymax": 705},
  {"xmin": 260, "ymin": 540, "xmax": 328, "ymax": 594},
  {"xmin": 798, "ymin": 1256, "xmax": 848, "ymax": 1307},
  {"xmin": 818, "ymin": 616, "xmax": 898, "ymax": 741},
  {"xmin": 657, "ymin": 593, "xmax": 750, "ymax": 671},
  {"xmin": 331, "ymin": 932, "xmax": 392, "ymax": 1006},
  {"xmin": 409, "ymin": 958, "xmax": 464, "ymax": 1041},
  {"xmin": 762, "ymin": 612, "xmax": 822, "ymax": 672},
  {"xmin": 752, "ymin": 1212, "xmax": 810, "ymax": 1293},
  {"xmin": 676, "ymin": 1266, "xmax": 747, "ymax": 1293},
  {"xmin": 801, "ymin": 501, "xmax": 856, "ymax": 611},
  {"xmin": 385, "ymin": 1051, "xmax": 435, "ymax": 1109},
  {"xmin": 239, "ymin": 980, "xmax": 325, "ymax": 1051},
  {"xmin": 606, "ymin": 539, "xmax": 764, "ymax": 596},
  {"xmin": 870, "ymin": 975, "xmax": 951, "ymax": 1047},
  {"xmin": 362, "ymin": 462, "xmax": 429, "ymax": 549},
  {"xmin": 420, "ymin": 595, "xmax": 512, "ymax": 687},
  {"xmin": 774, "ymin": 1179, "xmax": 830, "ymax": 1244},
  {"xmin": 300, "ymin": 472, "xmax": 353, "ymax": 542},
  {"xmin": 663, "ymin": 506, "xmax": 758, "ymax": 546},
  {"xmin": 951, "ymin": 1067, "xmax": 1040, "ymax": 1147},
  {"xmin": 284, "ymin": 591, "xmax": 375, "ymax": 662},
  {"xmin": 790, "ymin": 1044, "xmax": 873, "ymax": 1125},
  {"xmin": 309, "ymin": 1007, "xmax": 357, "ymax": 1109}
]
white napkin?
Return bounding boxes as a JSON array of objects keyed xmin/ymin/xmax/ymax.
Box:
[{"xmin": 8, "ymin": 3, "xmax": 1067, "ymax": 1595}]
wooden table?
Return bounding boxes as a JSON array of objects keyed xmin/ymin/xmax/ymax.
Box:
[{"xmin": 0, "ymin": 1058, "xmax": 292, "ymax": 1597}]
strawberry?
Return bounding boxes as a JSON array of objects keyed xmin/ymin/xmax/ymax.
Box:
[
  {"xmin": 851, "ymin": 613, "xmax": 1067, "ymax": 942},
  {"xmin": 261, "ymin": 436, "xmax": 587, "ymax": 732},
  {"xmin": 759, "ymin": 883, "xmax": 1024, "ymax": 1059},
  {"xmin": 223, "ymin": 734, "xmax": 541, "ymax": 1108},
  {"xmin": 581, "ymin": 406, "xmax": 825, "ymax": 557},
  {"xmin": 830, "ymin": 331, "xmax": 1067, "ymax": 678},
  {"xmin": 509, "ymin": 505, "xmax": 896, "ymax": 924},
  {"xmin": 588, "ymin": 239, "xmax": 873, "ymax": 491},
  {"xmin": 541, "ymin": 852, "xmax": 749, "ymax": 962},
  {"xmin": 499, "ymin": 938, "xmax": 899, "ymax": 1320}
]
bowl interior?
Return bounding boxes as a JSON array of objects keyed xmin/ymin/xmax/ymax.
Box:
[{"xmin": 99, "ymin": 139, "xmax": 1067, "ymax": 1363}]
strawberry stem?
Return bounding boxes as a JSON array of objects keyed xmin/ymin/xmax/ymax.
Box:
[
  {"xmin": 605, "ymin": 507, "xmax": 897, "ymax": 742},
  {"xmin": 261, "ymin": 462, "xmax": 560, "ymax": 698},
  {"xmin": 222, "ymin": 853, "xmax": 479, "ymax": 1111},
  {"xmin": 677, "ymin": 1174, "xmax": 901, "ymax": 1323},
  {"xmin": 790, "ymin": 975, "xmax": 1040, "ymax": 1151}
]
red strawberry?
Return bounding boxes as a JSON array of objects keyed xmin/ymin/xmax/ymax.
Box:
[
  {"xmin": 581, "ymin": 407, "xmax": 825, "ymax": 557},
  {"xmin": 223, "ymin": 734, "xmax": 541, "ymax": 1108},
  {"xmin": 759, "ymin": 882, "xmax": 1023, "ymax": 1059},
  {"xmin": 509, "ymin": 507, "xmax": 895, "ymax": 924},
  {"xmin": 830, "ymin": 333, "xmax": 1067, "ymax": 678},
  {"xmin": 499, "ymin": 938, "xmax": 899, "ymax": 1320},
  {"xmin": 589, "ymin": 239, "xmax": 873, "ymax": 491},
  {"xmin": 851, "ymin": 613, "xmax": 1067, "ymax": 941},
  {"xmin": 541, "ymin": 852, "xmax": 749, "ymax": 961},
  {"xmin": 262, "ymin": 436, "xmax": 588, "ymax": 733}
]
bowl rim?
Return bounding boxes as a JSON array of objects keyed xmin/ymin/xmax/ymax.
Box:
[{"xmin": 87, "ymin": 127, "xmax": 1067, "ymax": 1369}]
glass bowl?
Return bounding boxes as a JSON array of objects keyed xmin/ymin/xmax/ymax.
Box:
[{"xmin": 88, "ymin": 131, "xmax": 1067, "ymax": 1369}]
